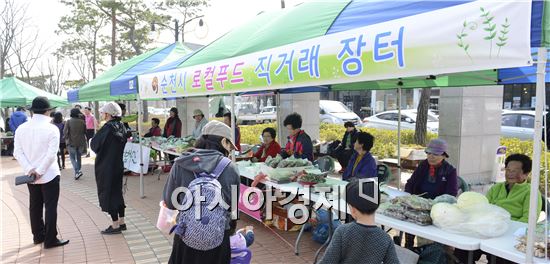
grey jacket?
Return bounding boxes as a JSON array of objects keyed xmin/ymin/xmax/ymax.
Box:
[
  {"xmin": 162, "ymin": 148, "xmax": 240, "ymax": 214},
  {"xmin": 192, "ymin": 118, "xmax": 209, "ymax": 139},
  {"xmin": 64, "ymin": 117, "xmax": 87, "ymax": 149}
]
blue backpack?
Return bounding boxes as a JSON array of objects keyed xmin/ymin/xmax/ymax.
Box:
[{"xmin": 171, "ymin": 157, "xmax": 232, "ymax": 251}]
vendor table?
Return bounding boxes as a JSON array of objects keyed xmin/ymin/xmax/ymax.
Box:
[
  {"xmin": 480, "ymin": 221, "xmax": 548, "ymax": 264},
  {"xmin": 237, "ymin": 163, "xmax": 484, "ymax": 263},
  {"xmin": 1, "ymin": 135, "xmax": 13, "ymax": 154}
]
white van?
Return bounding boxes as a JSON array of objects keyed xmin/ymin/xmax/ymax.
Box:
[{"xmin": 319, "ymin": 100, "xmax": 362, "ymax": 125}]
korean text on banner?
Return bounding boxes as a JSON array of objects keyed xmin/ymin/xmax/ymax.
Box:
[{"xmin": 138, "ymin": 0, "xmax": 532, "ymax": 99}]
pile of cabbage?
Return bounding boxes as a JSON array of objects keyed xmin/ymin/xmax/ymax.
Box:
[
  {"xmin": 265, "ymin": 155, "xmax": 312, "ymax": 168},
  {"xmin": 430, "ymin": 192, "xmax": 510, "ymax": 238},
  {"xmin": 140, "ymin": 136, "xmax": 195, "ymax": 153}
]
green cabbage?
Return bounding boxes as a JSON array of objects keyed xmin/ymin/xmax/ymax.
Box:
[
  {"xmin": 456, "ymin": 191, "xmax": 488, "ymax": 210},
  {"xmin": 430, "ymin": 203, "xmax": 466, "ymax": 228}
]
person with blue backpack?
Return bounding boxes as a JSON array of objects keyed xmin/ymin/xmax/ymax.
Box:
[{"xmin": 162, "ymin": 120, "xmax": 240, "ymax": 264}]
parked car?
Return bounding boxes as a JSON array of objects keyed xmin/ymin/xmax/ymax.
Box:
[
  {"xmin": 500, "ymin": 110, "xmax": 543, "ymax": 141},
  {"xmin": 238, "ymin": 106, "xmax": 277, "ymax": 125},
  {"xmin": 319, "ymin": 100, "xmax": 362, "ymax": 125},
  {"xmin": 362, "ymin": 109, "xmax": 439, "ymax": 133}
]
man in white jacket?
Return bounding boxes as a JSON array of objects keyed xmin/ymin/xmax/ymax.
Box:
[{"xmin": 13, "ymin": 97, "xmax": 69, "ymax": 249}]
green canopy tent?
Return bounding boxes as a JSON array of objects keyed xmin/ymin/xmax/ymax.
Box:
[
  {"xmin": 0, "ymin": 77, "xmax": 69, "ymax": 108},
  {"xmin": 137, "ymin": 1, "xmax": 548, "ymax": 261}
]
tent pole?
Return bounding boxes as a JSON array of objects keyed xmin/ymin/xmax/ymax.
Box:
[
  {"xmin": 137, "ymin": 95, "xmax": 145, "ymax": 198},
  {"xmin": 526, "ymin": 47, "xmax": 547, "ymax": 263},
  {"xmin": 164, "ymin": 100, "xmax": 168, "ymax": 121},
  {"xmin": 397, "ymin": 86, "xmax": 402, "ymax": 190},
  {"xmin": 231, "ymin": 93, "xmax": 236, "ymax": 162},
  {"xmin": 276, "ymin": 92, "xmax": 282, "ymax": 144}
]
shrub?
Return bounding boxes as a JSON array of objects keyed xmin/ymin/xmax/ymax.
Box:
[{"xmin": 240, "ymin": 123, "xmax": 277, "ymax": 145}]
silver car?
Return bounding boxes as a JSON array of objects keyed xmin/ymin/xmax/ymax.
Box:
[
  {"xmin": 362, "ymin": 109, "xmax": 439, "ymax": 133},
  {"xmin": 500, "ymin": 110, "xmax": 541, "ymax": 140}
]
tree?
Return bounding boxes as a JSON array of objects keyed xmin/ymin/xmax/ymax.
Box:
[
  {"xmin": 9, "ymin": 25, "xmax": 46, "ymax": 82},
  {"xmin": 94, "ymin": 0, "xmax": 170, "ymax": 122},
  {"xmin": 414, "ymin": 88, "xmax": 431, "ymax": 146},
  {"xmin": 41, "ymin": 58, "xmax": 67, "ymax": 96},
  {"xmin": 58, "ymin": 0, "xmax": 109, "ymax": 118},
  {"xmin": 0, "ymin": 0, "xmax": 27, "ymax": 79},
  {"xmin": 157, "ymin": 0, "xmax": 209, "ymax": 42},
  {"xmin": 57, "ymin": 0, "xmax": 108, "ymax": 81},
  {"xmin": 94, "ymin": 0, "xmax": 170, "ymax": 60}
]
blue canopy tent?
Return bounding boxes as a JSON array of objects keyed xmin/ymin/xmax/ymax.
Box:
[
  {"xmin": 66, "ymin": 42, "xmax": 193, "ymax": 103},
  {"xmin": 498, "ymin": 48, "xmax": 550, "ymax": 84}
]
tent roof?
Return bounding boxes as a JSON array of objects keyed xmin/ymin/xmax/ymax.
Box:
[
  {"xmin": 73, "ymin": 42, "xmax": 193, "ymax": 102},
  {"xmin": 0, "ymin": 77, "xmax": 69, "ymax": 108},
  {"xmin": 136, "ymin": 0, "xmax": 546, "ymax": 100},
  {"xmin": 174, "ymin": 0, "xmax": 547, "ymax": 70}
]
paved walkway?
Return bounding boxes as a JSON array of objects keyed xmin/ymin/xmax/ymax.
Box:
[{"xmin": 1, "ymin": 156, "xmax": 323, "ymax": 264}]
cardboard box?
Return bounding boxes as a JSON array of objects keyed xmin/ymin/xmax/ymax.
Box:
[{"xmin": 399, "ymin": 147, "xmax": 427, "ymax": 160}]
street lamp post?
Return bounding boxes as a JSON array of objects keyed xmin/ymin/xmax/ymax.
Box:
[{"xmin": 152, "ymin": 16, "xmax": 205, "ymax": 43}]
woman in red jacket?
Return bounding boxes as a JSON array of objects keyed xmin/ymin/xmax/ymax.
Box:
[{"xmin": 253, "ymin": 127, "xmax": 281, "ymax": 162}]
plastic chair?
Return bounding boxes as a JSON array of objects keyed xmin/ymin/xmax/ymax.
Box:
[
  {"xmin": 377, "ymin": 164, "xmax": 391, "ymax": 184},
  {"xmin": 457, "ymin": 176, "xmax": 470, "ymax": 193},
  {"xmin": 230, "ymin": 248, "xmax": 252, "ymax": 264},
  {"xmin": 314, "ymin": 156, "xmax": 335, "ymax": 173}
]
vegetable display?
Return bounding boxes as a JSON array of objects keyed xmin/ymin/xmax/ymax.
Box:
[
  {"xmin": 379, "ymin": 195, "xmax": 434, "ymax": 226},
  {"xmin": 265, "ymin": 154, "xmax": 312, "ymax": 168},
  {"xmin": 515, "ymin": 224, "xmax": 550, "ymax": 259},
  {"xmin": 289, "ymin": 170, "xmax": 327, "ymax": 186},
  {"xmin": 141, "ymin": 136, "xmax": 195, "ymax": 153},
  {"xmin": 430, "ymin": 192, "xmax": 510, "ymax": 238}
]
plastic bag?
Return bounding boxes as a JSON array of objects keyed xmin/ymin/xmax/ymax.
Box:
[
  {"xmin": 431, "ymin": 203, "xmax": 510, "ymax": 238},
  {"xmin": 156, "ymin": 201, "xmax": 178, "ymax": 234},
  {"xmin": 312, "ymin": 209, "xmax": 342, "ymax": 244}
]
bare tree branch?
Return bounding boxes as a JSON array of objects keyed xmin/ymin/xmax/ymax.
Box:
[{"xmin": 0, "ymin": 0, "xmax": 28, "ymax": 78}]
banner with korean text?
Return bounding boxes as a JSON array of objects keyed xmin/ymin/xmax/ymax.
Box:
[{"xmin": 139, "ymin": 0, "xmax": 532, "ymax": 99}]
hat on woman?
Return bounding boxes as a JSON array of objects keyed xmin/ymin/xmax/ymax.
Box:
[
  {"xmin": 425, "ymin": 138, "xmax": 449, "ymax": 158},
  {"xmin": 99, "ymin": 102, "xmax": 122, "ymax": 117},
  {"xmin": 202, "ymin": 120, "xmax": 237, "ymax": 150}
]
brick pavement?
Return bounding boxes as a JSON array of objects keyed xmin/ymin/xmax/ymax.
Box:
[{"xmin": 1, "ymin": 156, "xmax": 324, "ymax": 264}]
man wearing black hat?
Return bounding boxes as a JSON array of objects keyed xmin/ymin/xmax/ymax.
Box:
[{"xmin": 13, "ymin": 96, "xmax": 69, "ymax": 249}]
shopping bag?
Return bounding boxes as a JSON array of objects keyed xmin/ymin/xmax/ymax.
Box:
[{"xmin": 156, "ymin": 201, "xmax": 178, "ymax": 233}]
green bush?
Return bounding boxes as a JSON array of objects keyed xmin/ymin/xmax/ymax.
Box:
[
  {"xmin": 240, "ymin": 123, "xmax": 277, "ymax": 145},
  {"xmin": 241, "ymin": 123, "xmax": 437, "ymax": 159}
]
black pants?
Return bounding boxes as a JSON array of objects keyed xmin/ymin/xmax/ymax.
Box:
[
  {"xmin": 109, "ymin": 206, "xmax": 125, "ymax": 222},
  {"xmin": 86, "ymin": 129, "xmax": 94, "ymax": 154},
  {"xmin": 85, "ymin": 129, "xmax": 95, "ymax": 141},
  {"xmin": 335, "ymin": 148, "xmax": 353, "ymax": 169},
  {"xmin": 28, "ymin": 176, "xmax": 60, "ymax": 245},
  {"xmin": 57, "ymin": 143, "xmax": 66, "ymax": 169}
]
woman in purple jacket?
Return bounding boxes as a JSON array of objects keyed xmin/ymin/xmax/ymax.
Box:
[
  {"xmin": 404, "ymin": 138, "xmax": 458, "ymax": 199},
  {"xmin": 403, "ymin": 138, "xmax": 458, "ymax": 249}
]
